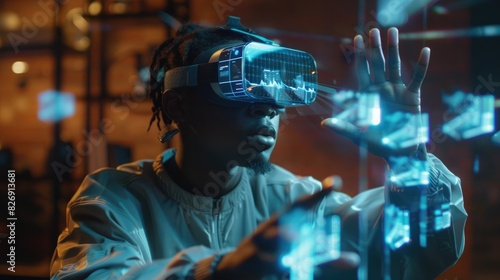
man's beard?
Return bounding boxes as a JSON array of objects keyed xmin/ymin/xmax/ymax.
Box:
[{"xmin": 247, "ymin": 157, "xmax": 273, "ymax": 175}]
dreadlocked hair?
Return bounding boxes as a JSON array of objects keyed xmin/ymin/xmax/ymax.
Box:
[{"xmin": 147, "ymin": 22, "xmax": 255, "ymax": 131}]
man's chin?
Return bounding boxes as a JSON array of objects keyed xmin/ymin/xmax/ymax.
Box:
[
  {"xmin": 247, "ymin": 158, "xmax": 274, "ymax": 175},
  {"xmin": 231, "ymin": 143, "xmax": 274, "ymax": 174}
]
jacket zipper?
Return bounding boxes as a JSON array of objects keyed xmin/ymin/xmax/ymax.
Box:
[{"xmin": 212, "ymin": 198, "xmax": 222, "ymax": 250}]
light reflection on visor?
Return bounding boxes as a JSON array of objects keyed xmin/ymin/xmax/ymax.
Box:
[
  {"xmin": 164, "ymin": 42, "xmax": 318, "ymax": 107},
  {"xmin": 213, "ymin": 42, "xmax": 318, "ymax": 106}
]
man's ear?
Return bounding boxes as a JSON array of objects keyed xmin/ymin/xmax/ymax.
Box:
[{"xmin": 162, "ymin": 90, "xmax": 186, "ymax": 122}]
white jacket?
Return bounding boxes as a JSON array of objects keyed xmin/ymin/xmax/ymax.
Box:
[{"xmin": 50, "ymin": 149, "xmax": 467, "ymax": 279}]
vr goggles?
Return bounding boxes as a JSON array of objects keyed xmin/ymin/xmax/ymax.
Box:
[{"xmin": 164, "ymin": 18, "xmax": 318, "ymax": 107}]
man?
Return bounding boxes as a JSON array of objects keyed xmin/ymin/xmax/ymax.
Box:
[{"xmin": 50, "ymin": 17, "xmax": 466, "ymax": 279}]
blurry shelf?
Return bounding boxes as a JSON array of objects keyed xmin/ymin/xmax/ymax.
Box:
[
  {"xmin": 0, "ymin": 44, "xmax": 86, "ymax": 56},
  {"xmin": 83, "ymin": 12, "xmax": 165, "ymax": 28},
  {"xmin": 84, "ymin": 12, "xmax": 161, "ymax": 21}
]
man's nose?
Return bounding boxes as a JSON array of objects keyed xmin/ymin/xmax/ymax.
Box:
[{"xmin": 249, "ymin": 104, "xmax": 278, "ymax": 119}]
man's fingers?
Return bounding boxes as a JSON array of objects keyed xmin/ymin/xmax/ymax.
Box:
[
  {"xmin": 407, "ymin": 47, "xmax": 430, "ymax": 93},
  {"xmin": 354, "ymin": 35, "xmax": 371, "ymax": 90},
  {"xmin": 387, "ymin": 27, "xmax": 403, "ymax": 84},
  {"xmin": 369, "ymin": 28, "xmax": 387, "ymax": 84}
]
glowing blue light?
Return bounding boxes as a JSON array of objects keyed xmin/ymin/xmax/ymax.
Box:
[
  {"xmin": 473, "ymin": 155, "xmax": 480, "ymax": 174},
  {"xmin": 281, "ymin": 223, "xmax": 315, "ymax": 280},
  {"xmin": 482, "ymin": 25, "xmax": 500, "ymax": 36},
  {"xmin": 492, "ymin": 131, "xmax": 500, "ymax": 146},
  {"xmin": 433, "ymin": 203, "xmax": 451, "ymax": 231},
  {"xmin": 357, "ymin": 93, "xmax": 381, "ymax": 127},
  {"xmin": 281, "ymin": 214, "xmax": 341, "ymax": 280},
  {"xmin": 312, "ymin": 215, "xmax": 341, "ymax": 265},
  {"xmin": 442, "ymin": 93, "xmax": 495, "ymax": 140},
  {"xmin": 432, "ymin": 5, "xmax": 448, "ymax": 15},
  {"xmin": 400, "ymin": 25, "xmax": 500, "ymax": 41},
  {"xmin": 371, "ymin": 108, "xmax": 381, "ymax": 126},
  {"xmin": 377, "ymin": 0, "xmax": 433, "ymax": 27},
  {"xmin": 330, "ymin": 91, "xmax": 380, "ymax": 128},
  {"xmin": 419, "ymin": 191, "xmax": 428, "ymax": 248},
  {"xmin": 418, "ymin": 113, "xmax": 429, "ymax": 143},
  {"xmin": 381, "ymin": 113, "xmax": 429, "ymax": 151},
  {"xmin": 281, "ymin": 255, "xmax": 292, "ymax": 267},
  {"xmin": 385, "ymin": 204, "xmax": 410, "ymax": 250},
  {"xmin": 420, "ymin": 171, "xmax": 429, "ymax": 185},
  {"xmin": 350, "ymin": 204, "xmax": 362, "ymax": 212},
  {"xmin": 37, "ymin": 90, "xmax": 75, "ymax": 122},
  {"xmin": 388, "ymin": 156, "xmax": 429, "ymax": 187}
]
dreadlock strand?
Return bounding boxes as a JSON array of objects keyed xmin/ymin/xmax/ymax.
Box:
[
  {"xmin": 147, "ymin": 23, "xmax": 255, "ymax": 132},
  {"xmin": 147, "ymin": 38, "xmax": 175, "ymax": 131}
]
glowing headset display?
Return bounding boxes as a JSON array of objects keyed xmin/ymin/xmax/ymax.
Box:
[{"xmin": 163, "ymin": 17, "xmax": 318, "ymax": 107}]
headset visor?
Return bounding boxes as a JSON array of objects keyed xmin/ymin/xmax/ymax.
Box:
[{"xmin": 164, "ymin": 42, "xmax": 318, "ymax": 107}]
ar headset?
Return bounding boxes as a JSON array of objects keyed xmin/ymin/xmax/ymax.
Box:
[{"xmin": 163, "ymin": 16, "xmax": 318, "ymax": 107}]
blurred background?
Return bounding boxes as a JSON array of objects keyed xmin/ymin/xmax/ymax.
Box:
[{"xmin": 0, "ymin": 0, "xmax": 499, "ymax": 279}]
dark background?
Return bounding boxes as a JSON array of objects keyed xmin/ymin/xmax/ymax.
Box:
[{"xmin": 0, "ymin": 0, "xmax": 499, "ymax": 279}]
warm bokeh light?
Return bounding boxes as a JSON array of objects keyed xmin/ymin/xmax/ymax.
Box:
[
  {"xmin": 72, "ymin": 13, "xmax": 89, "ymax": 33},
  {"xmin": 11, "ymin": 61, "xmax": 29, "ymax": 74},
  {"xmin": 0, "ymin": 12, "xmax": 21, "ymax": 30},
  {"xmin": 66, "ymin": 7, "xmax": 90, "ymax": 33},
  {"xmin": 74, "ymin": 36, "xmax": 90, "ymax": 51},
  {"xmin": 88, "ymin": 1, "xmax": 103, "ymax": 15},
  {"xmin": 110, "ymin": 2, "xmax": 127, "ymax": 14}
]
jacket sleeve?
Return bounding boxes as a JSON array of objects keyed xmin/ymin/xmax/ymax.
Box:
[
  {"xmin": 390, "ymin": 154, "xmax": 467, "ymax": 279},
  {"xmin": 49, "ymin": 176, "xmax": 228, "ymax": 280},
  {"xmin": 323, "ymin": 154, "xmax": 467, "ymax": 280}
]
